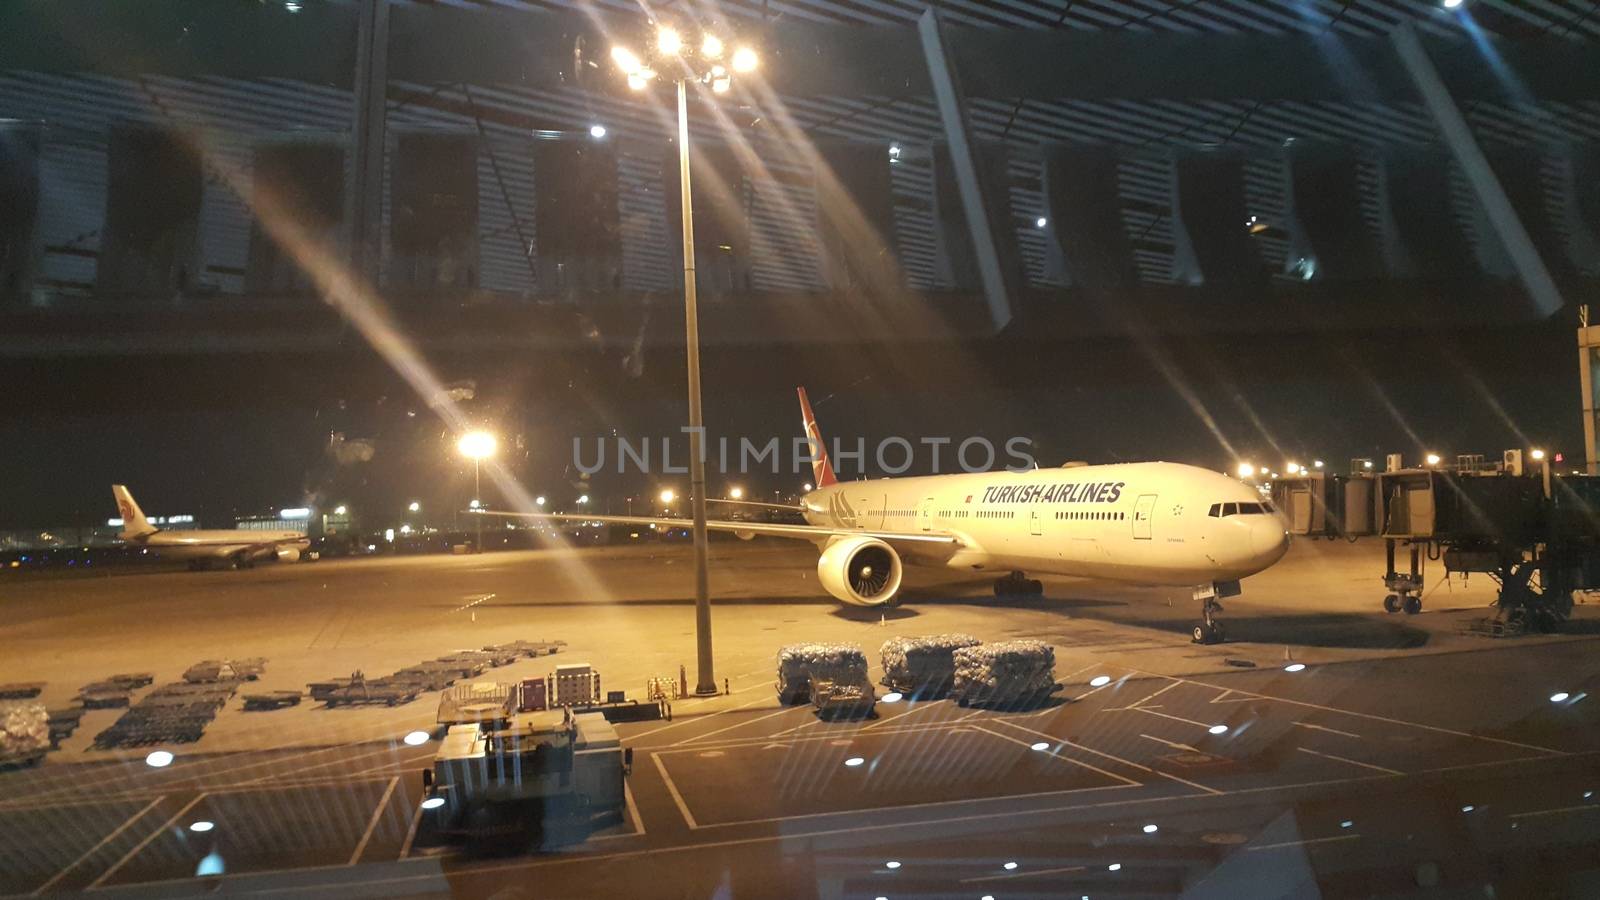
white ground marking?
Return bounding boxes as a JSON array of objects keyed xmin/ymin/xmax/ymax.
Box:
[
  {"xmin": 961, "ymin": 863, "xmax": 1088, "ymax": 883},
  {"xmin": 969, "ymin": 726, "xmax": 1141, "ymax": 786},
  {"xmin": 626, "ymin": 690, "xmax": 772, "ymax": 741},
  {"xmin": 1508, "ymin": 804, "xmax": 1600, "ymax": 820},
  {"xmin": 1127, "ymin": 706, "xmax": 1214, "ymax": 729},
  {"xmin": 1295, "ymin": 747, "xmax": 1403, "ymax": 776},
  {"xmin": 396, "ymin": 798, "xmax": 425, "ymax": 860},
  {"xmin": 651, "ymin": 753, "xmax": 700, "ymax": 830},
  {"xmin": 1132, "ymin": 668, "xmax": 1567, "ymax": 755},
  {"xmin": 672, "ymin": 705, "xmax": 805, "ymax": 746},
  {"xmin": 1139, "ymin": 734, "xmax": 1203, "ymax": 754},
  {"xmin": 30, "ymin": 795, "xmax": 166, "ymax": 896},
  {"xmin": 347, "ymin": 775, "xmax": 401, "ymax": 865},
  {"xmin": 1294, "ymin": 721, "xmax": 1362, "ymax": 739},
  {"xmin": 1246, "ymin": 833, "xmax": 1361, "ymax": 851},
  {"xmin": 88, "ymin": 793, "xmax": 207, "ymax": 890}
]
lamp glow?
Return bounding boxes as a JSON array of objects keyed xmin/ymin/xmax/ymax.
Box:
[
  {"xmin": 729, "ymin": 487, "xmax": 744, "ymax": 499},
  {"xmin": 611, "ymin": 46, "xmax": 641, "ymax": 74},
  {"xmin": 701, "ymin": 34, "xmax": 724, "ymax": 58},
  {"xmin": 457, "ymin": 430, "xmax": 497, "ymax": 460},
  {"xmin": 660, "ymin": 489, "xmax": 676, "ymax": 504},
  {"xmin": 657, "ymin": 27, "xmax": 682, "ymax": 55},
  {"xmin": 731, "ymin": 46, "xmax": 758, "ymax": 72}
]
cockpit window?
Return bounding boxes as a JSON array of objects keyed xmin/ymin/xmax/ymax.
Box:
[{"xmin": 1213, "ymin": 502, "xmax": 1267, "ymax": 517}]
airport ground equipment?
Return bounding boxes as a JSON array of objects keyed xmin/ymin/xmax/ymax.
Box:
[
  {"xmin": 810, "ymin": 677, "xmax": 876, "ymax": 719},
  {"xmin": 0, "ymin": 703, "xmax": 50, "ymax": 767},
  {"xmin": 880, "ymin": 634, "xmax": 982, "ymax": 698},
  {"xmin": 776, "ymin": 643, "xmax": 869, "ymax": 705},
  {"xmin": 646, "ymin": 676, "xmax": 677, "ymax": 703},
  {"xmin": 46, "ymin": 707, "xmax": 83, "ymax": 747},
  {"xmin": 242, "ymin": 691, "xmax": 303, "ymax": 711},
  {"xmin": 1366, "ymin": 467, "xmax": 1600, "ymax": 633},
  {"xmin": 323, "ymin": 672, "xmax": 420, "ymax": 707},
  {"xmin": 93, "ymin": 678, "xmax": 239, "ymax": 748},
  {"xmin": 438, "ymin": 681, "xmax": 516, "ymax": 726},
  {"xmin": 951, "ymin": 641, "xmax": 1061, "ymax": 708},
  {"xmin": 308, "ymin": 675, "xmax": 360, "ymax": 703},
  {"xmin": 107, "ymin": 673, "xmax": 154, "ymax": 689},
  {"xmin": 184, "ymin": 658, "xmax": 266, "ymax": 683},
  {"xmin": 0, "ymin": 682, "xmax": 44, "ymax": 700},
  {"xmin": 486, "ymin": 639, "xmax": 566, "ymax": 658},
  {"xmin": 422, "ymin": 707, "xmax": 630, "ymax": 845},
  {"xmin": 551, "ymin": 663, "xmax": 601, "ymax": 708}
]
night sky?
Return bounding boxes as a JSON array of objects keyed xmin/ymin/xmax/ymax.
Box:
[{"xmin": 3, "ymin": 317, "xmax": 1581, "ymax": 530}]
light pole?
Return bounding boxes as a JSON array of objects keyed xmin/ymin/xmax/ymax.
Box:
[
  {"xmin": 457, "ymin": 430, "xmax": 497, "ymax": 552},
  {"xmin": 615, "ymin": 29, "xmax": 757, "ymax": 697}
]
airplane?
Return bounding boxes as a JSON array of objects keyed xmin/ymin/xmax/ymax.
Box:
[
  {"xmin": 112, "ymin": 485, "xmax": 311, "ymax": 570},
  {"xmin": 478, "ymin": 389, "xmax": 1290, "ymax": 643}
]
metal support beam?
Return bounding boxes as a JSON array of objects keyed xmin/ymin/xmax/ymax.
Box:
[
  {"xmin": 345, "ymin": 0, "xmax": 390, "ymax": 283},
  {"xmin": 1390, "ymin": 23, "xmax": 1562, "ymax": 317},
  {"xmin": 918, "ymin": 7, "xmax": 1015, "ymax": 331}
]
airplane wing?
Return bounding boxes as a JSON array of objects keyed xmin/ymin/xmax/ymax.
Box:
[{"xmin": 473, "ymin": 510, "xmax": 959, "ymax": 545}]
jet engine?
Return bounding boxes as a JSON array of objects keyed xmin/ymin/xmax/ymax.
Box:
[
  {"xmin": 817, "ymin": 536, "xmax": 902, "ymax": 607},
  {"xmin": 276, "ymin": 547, "xmax": 302, "ymax": 563}
]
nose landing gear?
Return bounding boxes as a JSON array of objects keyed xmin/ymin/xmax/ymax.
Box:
[{"xmin": 1191, "ymin": 580, "xmax": 1241, "ymax": 644}]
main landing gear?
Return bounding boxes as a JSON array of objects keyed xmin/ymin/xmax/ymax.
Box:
[
  {"xmin": 1191, "ymin": 580, "xmax": 1241, "ymax": 644},
  {"xmin": 994, "ymin": 571, "xmax": 1044, "ymax": 597}
]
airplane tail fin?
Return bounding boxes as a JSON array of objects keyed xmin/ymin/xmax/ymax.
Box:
[
  {"xmin": 796, "ymin": 387, "xmax": 839, "ymax": 489},
  {"xmin": 111, "ymin": 485, "xmax": 157, "ymax": 539}
]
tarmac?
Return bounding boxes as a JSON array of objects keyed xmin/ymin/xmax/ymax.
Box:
[{"xmin": 2, "ymin": 537, "xmax": 1599, "ymax": 897}]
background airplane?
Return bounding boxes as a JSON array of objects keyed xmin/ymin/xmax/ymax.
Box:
[
  {"xmin": 113, "ymin": 485, "xmax": 310, "ymax": 570},
  {"xmin": 480, "ymin": 388, "xmax": 1290, "ymax": 643}
]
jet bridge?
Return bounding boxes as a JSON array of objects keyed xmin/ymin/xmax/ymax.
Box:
[
  {"xmin": 1389, "ymin": 467, "xmax": 1600, "ymax": 634},
  {"xmin": 1274, "ymin": 456, "xmax": 1600, "ymax": 634}
]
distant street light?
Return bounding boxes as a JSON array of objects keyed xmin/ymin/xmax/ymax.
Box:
[
  {"xmin": 1425, "ymin": 453, "xmax": 1442, "ymax": 467},
  {"xmin": 1236, "ymin": 462, "xmax": 1255, "ymax": 479},
  {"xmin": 615, "ymin": 25, "xmax": 760, "ymax": 698},
  {"xmin": 577, "ymin": 495, "xmax": 590, "ymax": 505},
  {"xmin": 729, "ymin": 487, "xmax": 744, "ymax": 500},
  {"xmin": 535, "ymin": 495, "xmax": 547, "ymax": 506},
  {"xmin": 408, "ymin": 501, "xmax": 420, "ymax": 513},
  {"xmin": 334, "ymin": 505, "xmax": 347, "ymax": 516},
  {"xmin": 802, "ymin": 482, "xmax": 814, "ymax": 492},
  {"xmin": 660, "ymin": 489, "xmax": 676, "ymax": 505},
  {"xmin": 457, "ymin": 430, "xmax": 498, "ymax": 552}
]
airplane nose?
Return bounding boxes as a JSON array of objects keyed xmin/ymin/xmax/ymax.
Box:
[{"xmin": 1252, "ymin": 519, "xmax": 1291, "ymax": 565}]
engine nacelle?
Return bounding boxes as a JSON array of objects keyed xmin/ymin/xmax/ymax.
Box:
[
  {"xmin": 276, "ymin": 547, "xmax": 302, "ymax": 563},
  {"xmin": 817, "ymin": 536, "xmax": 903, "ymax": 607}
]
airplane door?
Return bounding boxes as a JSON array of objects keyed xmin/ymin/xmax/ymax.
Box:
[
  {"xmin": 1030, "ymin": 509, "xmax": 1042, "ymax": 536},
  {"xmin": 919, "ymin": 497, "xmax": 935, "ymax": 532},
  {"xmin": 1132, "ymin": 494, "xmax": 1158, "ymax": 540}
]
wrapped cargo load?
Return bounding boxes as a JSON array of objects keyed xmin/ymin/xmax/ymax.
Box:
[
  {"xmin": 1, "ymin": 702, "xmax": 51, "ymax": 765},
  {"xmin": 810, "ymin": 678, "xmax": 876, "ymax": 720},
  {"xmin": 951, "ymin": 640, "xmax": 1059, "ymax": 708},
  {"xmin": 879, "ymin": 634, "xmax": 982, "ymax": 697},
  {"xmin": 776, "ymin": 643, "xmax": 868, "ymax": 704}
]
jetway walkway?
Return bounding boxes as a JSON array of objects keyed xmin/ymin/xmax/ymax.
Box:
[{"xmin": 1270, "ymin": 455, "xmax": 1600, "ymax": 635}]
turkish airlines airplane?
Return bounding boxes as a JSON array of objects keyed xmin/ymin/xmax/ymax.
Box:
[
  {"xmin": 112, "ymin": 485, "xmax": 310, "ymax": 570},
  {"xmin": 484, "ymin": 389, "xmax": 1290, "ymax": 643}
]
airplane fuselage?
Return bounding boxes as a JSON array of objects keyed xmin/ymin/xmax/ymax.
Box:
[
  {"xmin": 127, "ymin": 529, "xmax": 309, "ymax": 561},
  {"xmin": 801, "ymin": 461, "xmax": 1289, "ymax": 586}
]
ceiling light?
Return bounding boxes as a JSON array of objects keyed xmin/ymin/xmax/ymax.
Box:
[
  {"xmin": 145, "ymin": 750, "xmax": 174, "ymax": 768},
  {"xmin": 1443, "ymin": 0, "xmax": 1464, "ymax": 9},
  {"xmin": 421, "ymin": 797, "xmax": 446, "ymax": 810},
  {"xmin": 845, "ymin": 756, "xmax": 865, "ymax": 767},
  {"xmin": 1108, "ymin": 863, "xmax": 1122, "ymax": 872},
  {"xmin": 403, "ymin": 730, "xmax": 430, "ymax": 746},
  {"xmin": 1143, "ymin": 824, "xmax": 1158, "ymax": 833},
  {"xmin": 1208, "ymin": 724, "xmax": 1228, "ymax": 735},
  {"xmin": 1551, "ymin": 692, "xmax": 1571, "ymax": 703},
  {"xmin": 885, "ymin": 860, "xmax": 901, "ymax": 869},
  {"xmin": 1036, "ymin": 217, "xmax": 1048, "ymax": 228},
  {"xmin": 1003, "ymin": 861, "xmax": 1018, "ymax": 870},
  {"xmin": 1284, "ymin": 663, "xmax": 1306, "ymax": 673},
  {"xmin": 882, "ymin": 692, "xmax": 902, "ymax": 703},
  {"xmin": 590, "ymin": 124, "xmax": 607, "ymax": 139},
  {"xmin": 1030, "ymin": 741, "xmax": 1049, "ymax": 751},
  {"xmin": 189, "ymin": 820, "xmax": 215, "ymax": 833},
  {"xmin": 1090, "ymin": 675, "xmax": 1111, "ymax": 687}
]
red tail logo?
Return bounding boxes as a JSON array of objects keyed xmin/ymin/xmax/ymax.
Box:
[{"xmin": 796, "ymin": 387, "xmax": 838, "ymax": 489}]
